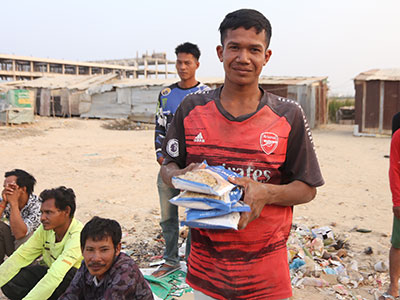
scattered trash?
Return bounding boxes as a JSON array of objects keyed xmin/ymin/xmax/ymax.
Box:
[
  {"xmin": 374, "ymin": 261, "xmax": 388, "ymax": 272},
  {"xmin": 364, "ymin": 247, "xmax": 373, "ymax": 255},
  {"xmin": 288, "ymin": 223, "xmax": 389, "ymax": 300},
  {"xmin": 356, "ymin": 228, "xmax": 372, "ymax": 233}
]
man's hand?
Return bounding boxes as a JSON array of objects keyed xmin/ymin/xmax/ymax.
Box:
[
  {"xmin": 160, "ymin": 162, "xmax": 201, "ymax": 187},
  {"xmin": 394, "ymin": 206, "xmax": 400, "ymax": 219},
  {"xmin": 4, "ymin": 183, "xmax": 21, "ymax": 208},
  {"xmin": 229, "ymin": 177, "xmax": 274, "ymax": 230},
  {"xmin": 2, "ymin": 181, "xmax": 18, "ymax": 203}
]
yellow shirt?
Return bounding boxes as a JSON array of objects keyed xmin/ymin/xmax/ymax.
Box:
[{"xmin": 0, "ymin": 218, "xmax": 83, "ymax": 299}]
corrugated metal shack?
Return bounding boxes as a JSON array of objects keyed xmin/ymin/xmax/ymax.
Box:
[
  {"xmin": 83, "ymin": 78, "xmax": 179, "ymax": 121},
  {"xmin": 0, "ymin": 75, "xmax": 328, "ymax": 128},
  {"xmin": 0, "ymin": 73, "xmax": 118, "ymax": 117},
  {"xmin": 205, "ymin": 76, "xmax": 328, "ymax": 129},
  {"xmin": 354, "ymin": 69, "xmax": 400, "ymax": 134}
]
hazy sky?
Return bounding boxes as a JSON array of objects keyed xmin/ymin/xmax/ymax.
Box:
[{"xmin": 2, "ymin": 0, "xmax": 399, "ymax": 95}]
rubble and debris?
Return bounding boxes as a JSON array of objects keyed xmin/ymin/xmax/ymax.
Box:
[
  {"xmin": 118, "ymin": 222, "xmax": 391, "ymax": 299},
  {"xmin": 289, "ymin": 224, "xmax": 390, "ymax": 300}
]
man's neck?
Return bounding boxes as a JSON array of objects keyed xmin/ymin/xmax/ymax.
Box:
[
  {"xmin": 220, "ymin": 80, "xmax": 262, "ymax": 118},
  {"xmin": 178, "ymin": 78, "xmax": 198, "ymax": 89},
  {"xmin": 54, "ymin": 218, "xmax": 72, "ymax": 242}
]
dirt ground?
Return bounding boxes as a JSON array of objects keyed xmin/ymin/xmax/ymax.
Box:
[{"xmin": 0, "ymin": 117, "xmax": 394, "ymax": 299}]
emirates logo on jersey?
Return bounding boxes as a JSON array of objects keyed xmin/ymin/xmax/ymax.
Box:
[{"xmin": 260, "ymin": 132, "xmax": 278, "ymax": 155}]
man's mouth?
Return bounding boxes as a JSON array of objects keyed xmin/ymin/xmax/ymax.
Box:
[{"xmin": 88, "ymin": 264, "xmax": 105, "ymax": 270}]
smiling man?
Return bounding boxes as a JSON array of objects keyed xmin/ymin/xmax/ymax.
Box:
[
  {"xmin": 153, "ymin": 42, "xmax": 209, "ymax": 277},
  {"xmin": 60, "ymin": 216, "xmax": 153, "ymax": 300},
  {"xmin": 161, "ymin": 9, "xmax": 324, "ymax": 300},
  {"xmin": 0, "ymin": 186, "xmax": 83, "ymax": 300}
]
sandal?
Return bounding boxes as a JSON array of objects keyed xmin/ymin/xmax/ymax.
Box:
[
  {"xmin": 151, "ymin": 263, "xmax": 180, "ymax": 278},
  {"xmin": 379, "ymin": 292, "xmax": 400, "ymax": 300}
]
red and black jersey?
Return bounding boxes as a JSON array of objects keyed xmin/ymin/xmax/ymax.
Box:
[{"xmin": 163, "ymin": 87, "xmax": 324, "ymax": 300}]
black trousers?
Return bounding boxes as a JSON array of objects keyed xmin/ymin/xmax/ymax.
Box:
[
  {"xmin": 0, "ymin": 221, "xmax": 15, "ymax": 264},
  {"xmin": 1, "ymin": 265, "xmax": 77, "ymax": 300}
]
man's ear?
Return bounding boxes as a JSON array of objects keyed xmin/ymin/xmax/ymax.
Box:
[
  {"xmin": 216, "ymin": 45, "xmax": 223, "ymax": 62},
  {"xmin": 196, "ymin": 60, "xmax": 200, "ymax": 69},
  {"xmin": 115, "ymin": 242, "xmax": 122, "ymax": 256},
  {"xmin": 264, "ymin": 49, "xmax": 272, "ymax": 66},
  {"xmin": 20, "ymin": 186, "xmax": 27, "ymax": 193},
  {"xmin": 64, "ymin": 206, "xmax": 71, "ymax": 217}
]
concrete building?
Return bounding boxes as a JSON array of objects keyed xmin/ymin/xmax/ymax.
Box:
[{"xmin": 0, "ymin": 53, "xmax": 176, "ymax": 81}]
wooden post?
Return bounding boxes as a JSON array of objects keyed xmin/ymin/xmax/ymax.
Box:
[
  {"xmin": 379, "ymin": 81, "xmax": 385, "ymax": 134},
  {"xmin": 361, "ymin": 81, "xmax": 366, "ymax": 132}
]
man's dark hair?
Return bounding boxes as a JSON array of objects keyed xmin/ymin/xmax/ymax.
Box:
[
  {"xmin": 175, "ymin": 42, "xmax": 201, "ymax": 60},
  {"xmin": 392, "ymin": 112, "xmax": 400, "ymax": 135},
  {"xmin": 4, "ymin": 169, "xmax": 36, "ymax": 196},
  {"xmin": 80, "ymin": 216, "xmax": 122, "ymax": 250},
  {"xmin": 219, "ymin": 9, "xmax": 272, "ymax": 48},
  {"xmin": 39, "ymin": 186, "xmax": 76, "ymax": 218}
]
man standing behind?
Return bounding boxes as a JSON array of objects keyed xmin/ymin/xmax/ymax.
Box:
[
  {"xmin": 60, "ymin": 216, "xmax": 154, "ymax": 300},
  {"xmin": 161, "ymin": 9, "xmax": 324, "ymax": 300},
  {"xmin": 153, "ymin": 42, "xmax": 209, "ymax": 277},
  {"xmin": 0, "ymin": 169, "xmax": 41, "ymax": 264},
  {"xmin": 0, "ymin": 186, "xmax": 83, "ymax": 300}
]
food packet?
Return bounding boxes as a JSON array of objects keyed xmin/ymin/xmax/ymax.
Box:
[
  {"xmin": 185, "ymin": 201, "xmax": 250, "ymax": 221},
  {"xmin": 169, "ymin": 188, "xmax": 242, "ymax": 211},
  {"xmin": 181, "ymin": 212, "xmax": 241, "ymax": 230},
  {"xmin": 171, "ymin": 161, "xmax": 240, "ymax": 196}
]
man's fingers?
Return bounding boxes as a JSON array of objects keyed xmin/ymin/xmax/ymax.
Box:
[
  {"xmin": 238, "ymin": 212, "xmax": 250, "ymax": 230},
  {"xmin": 229, "ymin": 176, "xmax": 252, "ymax": 186}
]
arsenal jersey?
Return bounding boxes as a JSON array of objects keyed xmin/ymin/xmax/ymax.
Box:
[{"xmin": 163, "ymin": 87, "xmax": 324, "ymax": 300}]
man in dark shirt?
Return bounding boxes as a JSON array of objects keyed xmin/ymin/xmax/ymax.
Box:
[
  {"xmin": 154, "ymin": 42, "xmax": 208, "ymax": 277},
  {"xmin": 60, "ymin": 216, "xmax": 153, "ymax": 300}
]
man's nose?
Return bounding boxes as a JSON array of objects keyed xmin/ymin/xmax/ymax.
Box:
[
  {"xmin": 91, "ymin": 251, "xmax": 101, "ymax": 261},
  {"xmin": 236, "ymin": 49, "xmax": 250, "ymax": 63}
]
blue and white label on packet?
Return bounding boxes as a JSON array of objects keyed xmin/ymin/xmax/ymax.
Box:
[
  {"xmin": 169, "ymin": 187, "xmax": 243, "ymax": 211},
  {"xmin": 185, "ymin": 201, "xmax": 250, "ymax": 221},
  {"xmin": 181, "ymin": 212, "xmax": 241, "ymax": 230},
  {"xmin": 171, "ymin": 161, "xmax": 241, "ymax": 196}
]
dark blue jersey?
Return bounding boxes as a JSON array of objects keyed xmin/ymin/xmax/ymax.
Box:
[{"xmin": 154, "ymin": 82, "xmax": 209, "ymax": 159}]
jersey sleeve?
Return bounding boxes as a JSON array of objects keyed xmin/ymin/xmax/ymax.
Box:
[
  {"xmin": 23, "ymin": 228, "xmax": 82, "ymax": 300},
  {"xmin": 155, "ymin": 92, "xmax": 166, "ymax": 160},
  {"xmin": 390, "ymin": 130, "xmax": 400, "ymax": 207},
  {"xmin": 162, "ymin": 100, "xmax": 187, "ymax": 169},
  {"xmin": 280, "ymin": 104, "xmax": 324, "ymax": 187}
]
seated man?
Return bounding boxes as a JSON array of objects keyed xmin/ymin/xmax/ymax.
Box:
[
  {"xmin": 0, "ymin": 169, "xmax": 41, "ymax": 264},
  {"xmin": 0, "ymin": 186, "xmax": 83, "ymax": 300},
  {"xmin": 60, "ymin": 216, "xmax": 154, "ymax": 300}
]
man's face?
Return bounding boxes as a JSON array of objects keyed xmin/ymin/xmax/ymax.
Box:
[
  {"xmin": 216, "ymin": 27, "xmax": 272, "ymax": 86},
  {"xmin": 175, "ymin": 52, "xmax": 199, "ymax": 82},
  {"xmin": 3, "ymin": 176, "xmax": 26, "ymax": 200},
  {"xmin": 40, "ymin": 198, "xmax": 70, "ymax": 231},
  {"xmin": 83, "ymin": 236, "xmax": 121, "ymax": 280}
]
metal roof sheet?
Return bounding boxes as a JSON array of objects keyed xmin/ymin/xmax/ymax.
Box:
[
  {"xmin": 0, "ymin": 54, "xmax": 137, "ymax": 71},
  {"xmin": 354, "ymin": 69, "xmax": 400, "ymax": 81},
  {"xmin": 0, "ymin": 73, "xmax": 118, "ymax": 90}
]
